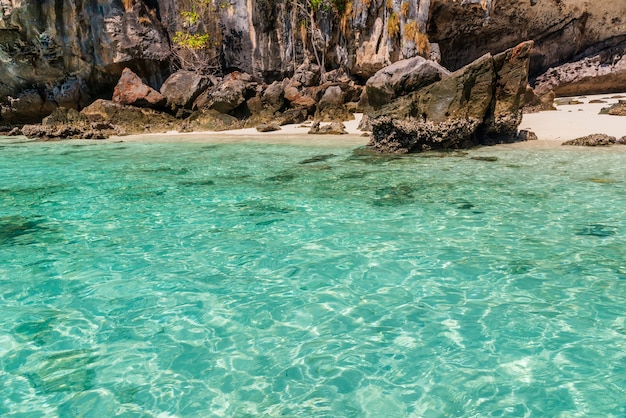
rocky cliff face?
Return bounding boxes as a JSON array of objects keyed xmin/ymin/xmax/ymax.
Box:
[
  {"xmin": 0, "ymin": 0, "xmax": 171, "ymax": 122},
  {"xmin": 1, "ymin": 0, "xmax": 625, "ymax": 124}
]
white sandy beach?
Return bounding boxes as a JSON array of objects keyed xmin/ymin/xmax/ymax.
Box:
[{"xmin": 116, "ymin": 94, "xmax": 626, "ymax": 149}]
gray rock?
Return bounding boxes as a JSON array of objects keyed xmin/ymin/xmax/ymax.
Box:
[
  {"xmin": 365, "ymin": 56, "xmax": 450, "ymax": 109},
  {"xmin": 517, "ymin": 130, "xmax": 538, "ymax": 141}
]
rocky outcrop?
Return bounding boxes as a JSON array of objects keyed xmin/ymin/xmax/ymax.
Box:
[
  {"xmin": 534, "ymin": 51, "xmax": 626, "ymax": 96},
  {"xmin": 562, "ymin": 134, "xmax": 623, "ymax": 147},
  {"xmin": 113, "ymin": 68, "xmax": 166, "ymax": 108},
  {"xmin": 0, "ymin": 0, "xmax": 170, "ymax": 122},
  {"xmin": 368, "ymin": 41, "xmax": 533, "ymax": 153}
]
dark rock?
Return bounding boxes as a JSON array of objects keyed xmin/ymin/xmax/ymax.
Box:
[
  {"xmin": 517, "ymin": 130, "xmax": 538, "ymax": 141},
  {"xmin": 197, "ymin": 71, "xmax": 255, "ymax": 113},
  {"xmin": 113, "ymin": 68, "xmax": 166, "ymax": 108},
  {"xmin": 160, "ymin": 70, "xmax": 210, "ymax": 110},
  {"xmin": 262, "ymin": 81, "xmax": 286, "ymax": 112},
  {"xmin": 0, "ymin": 90, "xmax": 57, "ymax": 124},
  {"xmin": 369, "ymin": 117, "xmax": 481, "ymax": 153},
  {"xmin": 308, "ymin": 121, "xmax": 348, "ymax": 135},
  {"xmin": 483, "ymin": 41, "xmax": 534, "ymax": 140},
  {"xmin": 365, "ymin": 56, "xmax": 449, "ymax": 109},
  {"xmin": 617, "ymin": 136, "xmax": 626, "ymax": 145},
  {"xmin": 51, "ymin": 78, "xmax": 91, "ymax": 110},
  {"xmin": 562, "ymin": 134, "xmax": 617, "ymax": 146},
  {"xmin": 274, "ymin": 108, "xmax": 308, "ymax": 126},
  {"xmin": 555, "ymin": 98, "xmax": 584, "ymax": 106},
  {"xmin": 292, "ymin": 60, "xmax": 321, "ymax": 87},
  {"xmin": 256, "ymin": 122, "xmax": 281, "ymax": 132}
]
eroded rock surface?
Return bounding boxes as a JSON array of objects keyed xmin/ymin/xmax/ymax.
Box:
[{"xmin": 368, "ymin": 41, "xmax": 533, "ymax": 153}]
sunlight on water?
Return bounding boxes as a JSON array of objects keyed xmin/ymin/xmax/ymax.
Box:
[{"xmin": 1, "ymin": 138, "xmax": 626, "ymax": 416}]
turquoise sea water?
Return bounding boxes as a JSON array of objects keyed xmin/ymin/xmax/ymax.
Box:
[{"xmin": 1, "ymin": 137, "xmax": 625, "ymax": 417}]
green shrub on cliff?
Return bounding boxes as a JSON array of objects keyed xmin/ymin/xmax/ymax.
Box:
[{"xmin": 172, "ymin": 0, "xmax": 226, "ymax": 75}]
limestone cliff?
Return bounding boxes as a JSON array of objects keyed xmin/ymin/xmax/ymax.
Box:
[{"xmin": 1, "ymin": 0, "xmax": 625, "ymax": 124}]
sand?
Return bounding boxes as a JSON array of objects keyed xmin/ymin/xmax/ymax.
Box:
[{"xmin": 117, "ymin": 94, "xmax": 626, "ymax": 149}]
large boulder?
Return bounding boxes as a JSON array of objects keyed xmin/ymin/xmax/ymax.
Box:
[
  {"xmin": 113, "ymin": 68, "xmax": 166, "ymax": 108},
  {"xmin": 368, "ymin": 41, "xmax": 533, "ymax": 153},
  {"xmin": 193, "ymin": 71, "xmax": 255, "ymax": 113},
  {"xmin": 160, "ymin": 70, "xmax": 210, "ymax": 110},
  {"xmin": 365, "ymin": 56, "xmax": 450, "ymax": 109}
]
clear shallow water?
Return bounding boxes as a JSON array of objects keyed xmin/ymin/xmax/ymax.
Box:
[{"xmin": 1, "ymin": 138, "xmax": 625, "ymax": 417}]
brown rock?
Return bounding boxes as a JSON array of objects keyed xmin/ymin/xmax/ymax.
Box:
[
  {"xmin": 113, "ymin": 68, "xmax": 166, "ymax": 108},
  {"xmin": 160, "ymin": 70, "xmax": 210, "ymax": 110},
  {"xmin": 256, "ymin": 122, "xmax": 281, "ymax": 132},
  {"xmin": 484, "ymin": 40, "xmax": 534, "ymax": 139},
  {"xmin": 81, "ymin": 99, "xmax": 176, "ymax": 134},
  {"xmin": 308, "ymin": 121, "xmax": 348, "ymax": 135},
  {"xmin": 599, "ymin": 102, "xmax": 626, "ymax": 116},
  {"xmin": 562, "ymin": 134, "xmax": 617, "ymax": 146}
]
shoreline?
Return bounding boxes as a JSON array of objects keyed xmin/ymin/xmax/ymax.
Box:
[
  {"xmin": 116, "ymin": 93, "xmax": 624, "ymax": 150},
  {"xmin": 2, "ymin": 94, "xmax": 624, "ymax": 150}
]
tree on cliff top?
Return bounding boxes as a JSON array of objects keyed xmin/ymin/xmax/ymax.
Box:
[{"xmin": 172, "ymin": 0, "xmax": 226, "ymax": 75}]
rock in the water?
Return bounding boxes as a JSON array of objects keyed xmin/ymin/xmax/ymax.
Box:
[
  {"xmin": 256, "ymin": 122, "xmax": 281, "ymax": 132},
  {"xmin": 365, "ymin": 56, "xmax": 450, "ymax": 109},
  {"xmin": 113, "ymin": 68, "xmax": 166, "ymax": 108},
  {"xmin": 308, "ymin": 121, "xmax": 348, "ymax": 135},
  {"xmin": 562, "ymin": 134, "xmax": 617, "ymax": 146},
  {"xmin": 368, "ymin": 41, "xmax": 533, "ymax": 153},
  {"xmin": 160, "ymin": 70, "xmax": 210, "ymax": 110}
]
